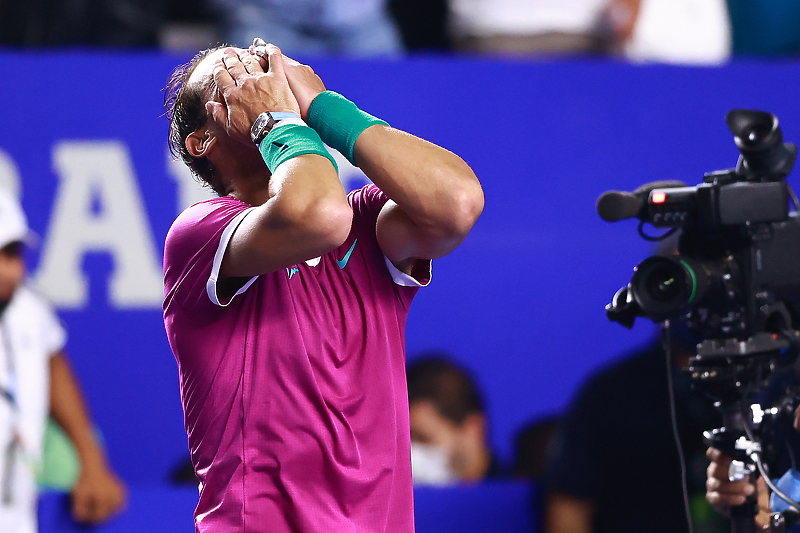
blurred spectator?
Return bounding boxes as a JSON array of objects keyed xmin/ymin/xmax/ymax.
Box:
[
  {"xmin": 513, "ymin": 415, "xmax": 560, "ymax": 480},
  {"xmin": 407, "ymin": 353, "xmax": 508, "ymax": 485},
  {"xmin": 0, "ymin": 0, "xmax": 167, "ymax": 47},
  {"xmin": 389, "ymin": 0, "xmax": 452, "ymax": 52},
  {"xmin": 449, "ymin": 0, "xmax": 609, "ymax": 55},
  {"xmin": 617, "ymin": 0, "xmax": 730, "ymax": 64},
  {"xmin": 158, "ymin": 0, "xmax": 220, "ymax": 51},
  {"xmin": 206, "ymin": 0, "xmax": 403, "ymax": 56},
  {"xmin": 448, "ymin": 0, "xmax": 730, "ymax": 64},
  {"xmin": 541, "ymin": 321, "xmax": 726, "ymax": 533},
  {"xmin": 0, "ymin": 189, "xmax": 126, "ymax": 531}
]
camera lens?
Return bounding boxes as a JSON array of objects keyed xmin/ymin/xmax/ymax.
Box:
[
  {"xmin": 630, "ymin": 256, "xmax": 700, "ymax": 320},
  {"xmin": 645, "ymin": 265, "xmax": 682, "ymax": 303}
]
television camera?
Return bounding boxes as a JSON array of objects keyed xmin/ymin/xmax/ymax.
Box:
[{"xmin": 599, "ymin": 110, "xmax": 800, "ymax": 533}]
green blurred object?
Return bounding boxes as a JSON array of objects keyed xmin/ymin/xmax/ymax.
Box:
[{"xmin": 37, "ymin": 418, "xmax": 79, "ymax": 491}]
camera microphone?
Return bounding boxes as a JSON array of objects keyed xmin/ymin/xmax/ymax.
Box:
[
  {"xmin": 597, "ymin": 181, "xmax": 687, "ymax": 222},
  {"xmin": 596, "ymin": 191, "xmax": 642, "ymax": 222}
]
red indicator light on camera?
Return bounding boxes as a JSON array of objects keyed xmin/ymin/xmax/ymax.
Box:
[{"xmin": 651, "ymin": 192, "xmax": 667, "ymax": 204}]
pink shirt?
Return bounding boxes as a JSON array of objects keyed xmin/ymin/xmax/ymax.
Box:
[{"xmin": 163, "ymin": 185, "xmax": 428, "ymax": 533}]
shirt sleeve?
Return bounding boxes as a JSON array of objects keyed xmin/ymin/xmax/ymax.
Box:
[
  {"xmin": 163, "ymin": 197, "xmax": 256, "ymax": 313},
  {"xmin": 348, "ymin": 184, "xmax": 432, "ymax": 289},
  {"xmin": 36, "ymin": 293, "xmax": 66, "ymax": 357}
]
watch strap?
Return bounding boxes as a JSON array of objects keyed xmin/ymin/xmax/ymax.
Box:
[{"xmin": 251, "ymin": 112, "xmax": 301, "ymax": 145}]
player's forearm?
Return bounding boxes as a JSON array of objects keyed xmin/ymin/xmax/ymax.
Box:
[
  {"xmin": 262, "ymin": 155, "xmax": 352, "ymax": 248},
  {"xmin": 49, "ymin": 353, "xmax": 108, "ymax": 472},
  {"xmin": 221, "ymin": 155, "xmax": 353, "ymax": 278},
  {"xmin": 354, "ymin": 125, "xmax": 484, "ymax": 240}
]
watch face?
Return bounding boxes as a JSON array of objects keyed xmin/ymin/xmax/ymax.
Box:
[{"xmin": 251, "ymin": 112, "xmax": 274, "ymax": 144}]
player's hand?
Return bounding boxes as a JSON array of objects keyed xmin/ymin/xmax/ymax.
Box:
[
  {"xmin": 706, "ymin": 447, "xmax": 771, "ymax": 528},
  {"xmin": 70, "ymin": 462, "xmax": 127, "ymax": 524},
  {"xmin": 280, "ymin": 55, "xmax": 326, "ymax": 121},
  {"xmin": 206, "ymin": 46, "xmax": 301, "ymax": 145}
]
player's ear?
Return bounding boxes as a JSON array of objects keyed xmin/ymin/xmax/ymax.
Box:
[{"xmin": 186, "ymin": 127, "xmax": 217, "ymax": 158}]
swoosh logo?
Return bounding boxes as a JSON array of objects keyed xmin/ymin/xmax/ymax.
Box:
[{"xmin": 336, "ymin": 239, "xmax": 357, "ymax": 269}]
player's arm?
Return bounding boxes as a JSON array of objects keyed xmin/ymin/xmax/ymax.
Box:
[
  {"xmin": 49, "ymin": 352, "xmax": 127, "ymax": 524},
  {"xmin": 277, "ymin": 52, "xmax": 483, "ymax": 270},
  {"xmin": 219, "ymin": 154, "xmax": 351, "ymax": 278},
  {"xmin": 355, "ymin": 127, "xmax": 483, "ymax": 268},
  {"xmin": 199, "ymin": 46, "xmax": 352, "ymax": 279}
]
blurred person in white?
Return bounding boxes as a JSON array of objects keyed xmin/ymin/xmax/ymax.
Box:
[
  {"xmin": 407, "ymin": 354, "xmax": 508, "ymax": 485},
  {"xmin": 208, "ymin": 0, "xmax": 403, "ymax": 56},
  {"xmin": 0, "ymin": 189, "xmax": 125, "ymax": 532},
  {"xmin": 449, "ymin": 0, "xmax": 730, "ymax": 64}
]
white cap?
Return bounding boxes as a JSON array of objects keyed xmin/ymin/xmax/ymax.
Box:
[{"xmin": 0, "ymin": 189, "xmax": 29, "ymax": 250}]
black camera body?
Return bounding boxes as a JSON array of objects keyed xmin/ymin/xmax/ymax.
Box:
[
  {"xmin": 603, "ymin": 110, "xmax": 799, "ymax": 346},
  {"xmin": 600, "ymin": 110, "xmax": 800, "ymax": 533}
]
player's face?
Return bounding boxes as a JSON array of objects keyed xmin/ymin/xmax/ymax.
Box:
[{"xmin": 0, "ymin": 242, "xmax": 24, "ymax": 302}]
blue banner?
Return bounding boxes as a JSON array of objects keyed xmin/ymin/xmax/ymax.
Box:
[{"xmin": 1, "ymin": 50, "xmax": 799, "ymax": 484}]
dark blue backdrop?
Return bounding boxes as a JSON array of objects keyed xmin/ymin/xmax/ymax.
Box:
[{"xmin": 1, "ymin": 51, "xmax": 799, "ymax": 486}]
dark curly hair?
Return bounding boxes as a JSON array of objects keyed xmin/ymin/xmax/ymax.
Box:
[
  {"xmin": 164, "ymin": 46, "xmax": 226, "ymax": 195},
  {"xmin": 407, "ymin": 353, "xmax": 484, "ymax": 425}
]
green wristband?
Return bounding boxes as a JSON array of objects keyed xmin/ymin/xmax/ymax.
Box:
[
  {"xmin": 259, "ymin": 124, "xmax": 338, "ymax": 174},
  {"xmin": 306, "ymin": 91, "xmax": 389, "ymax": 167}
]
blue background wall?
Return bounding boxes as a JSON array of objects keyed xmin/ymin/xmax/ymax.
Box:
[{"xmin": 1, "ymin": 51, "xmax": 800, "ymax": 488}]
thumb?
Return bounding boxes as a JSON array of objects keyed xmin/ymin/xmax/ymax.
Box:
[{"xmin": 205, "ymin": 101, "xmax": 227, "ymax": 125}]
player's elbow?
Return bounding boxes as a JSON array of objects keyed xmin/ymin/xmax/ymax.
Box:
[
  {"xmin": 441, "ymin": 172, "xmax": 484, "ymax": 238},
  {"xmin": 312, "ymin": 199, "xmax": 353, "ymax": 249},
  {"xmin": 278, "ymin": 194, "xmax": 353, "ymax": 249}
]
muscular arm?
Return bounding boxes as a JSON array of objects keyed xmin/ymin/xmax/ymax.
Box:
[
  {"xmin": 277, "ymin": 52, "xmax": 483, "ymax": 269},
  {"xmin": 49, "ymin": 352, "xmax": 126, "ymax": 524},
  {"xmin": 201, "ymin": 46, "xmax": 353, "ymax": 279},
  {"xmin": 220, "ymin": 155, "xmax": 352, "ymax": 278},
  {"xmin": 354, "ymin": 126, "xmax": 484, "ymax": 266}
]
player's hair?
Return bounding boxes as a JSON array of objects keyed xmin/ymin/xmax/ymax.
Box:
[
  {"xmin": 164, "ymin": 46, "xmax": 226, "ymax": 196},
  {"xmin": 407, "ymin": 353, "xmax": 484, "ymax": 425}
]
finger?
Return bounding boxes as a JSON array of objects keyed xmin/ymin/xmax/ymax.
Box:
[
  {"xmin": 756, "ymin": 511, "xmax": 771, "ymax": 530},
  {"xmin": 211, "ymin": 58, "xmax": 236, "ymax": 94},
  {"xmin": 221, "ymin": 48, "xmax": 249, "ymax": 84},
  {"xmin": 794, "ymin": 404, "xmax": 800, "ymax": 431},
  {"xmin": 281, "ymin": 53, "xmax": 301, "ymax": 67},
  {"xmin": 707, "ymin": 489, "xmax": 747, "ymax": 507},
  {"xmin": 706, "ymin": 475, "xmax": 755, "ymax": 497},
  {"xmin": 706, "ymin": 447, "xmax": 728, "ymax": 462},
  {"xmin": 707, "ymin": 457, "xmax": 736, "ymax": 481},
  {"xmin": 95, "ymin": 497, "xmax": 115, "ymax": 523},
  {"xmin": 757, "ymin": 477, "xmax": 770, "ymax": 512},
  {"xmin": 264, "ymin": 44, "xmax": 285, "ymax": 77},
  {"xmin": 238, "ymin": 50, "xmax": 263, "ymax": 75},
  {"xmin": 72, "ymin": 493, "xmax": 93, "ymax": 522},
  {"xmin": 205, "ymin": 101, "xmax": 227, "ymax": 126}
]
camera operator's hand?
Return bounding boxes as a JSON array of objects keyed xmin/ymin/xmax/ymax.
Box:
[{"xmin": 706, "ymin": 447, "xmax": 771, "ymax": 529}]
